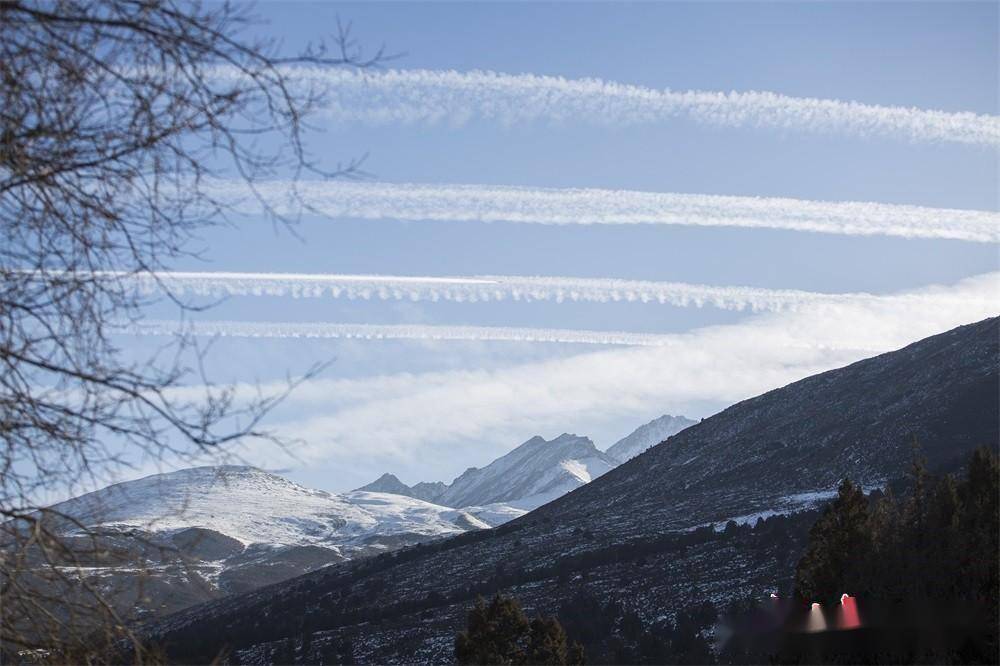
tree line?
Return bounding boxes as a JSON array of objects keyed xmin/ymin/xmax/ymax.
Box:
[{"xmin": 455, "ymin": 446, "xmax": 999, "ymax": 665}]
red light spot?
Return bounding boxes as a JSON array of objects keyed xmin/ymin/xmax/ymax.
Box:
[{"xmin": 837, "ymin": 595, "xmax": 861, "ymax": 630}]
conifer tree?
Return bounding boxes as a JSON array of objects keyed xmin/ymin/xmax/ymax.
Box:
[
  {"xmin": 794, "ymin": 479, "xmax": 871, "ymax": 602},
  {"xmin": 456, "ymin": 594, "xmax": 585, "ymax": 665},
  {"xmin": 527, "ymin": 616, "xmax": 569, "ymax": 665},
  {"xmin": 567, "ymin": 642, "xmax": 586, "ymax": 665},
  {"xmin": 957, "ymin": 448, "xmax": 999, "ymax": 621},
  {"xmin": 456, "ymin": 594, "xmax": 531, "ymax": 665},
  {"xmin": 786, "ymin": 448, "xmax": 999, "ymax": 663}
]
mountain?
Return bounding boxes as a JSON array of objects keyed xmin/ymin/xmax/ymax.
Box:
[
  {"xmin": 355, "ymin": 472, "xmax": 413, "ymax": 496},
  {"xmin": 605, "ymin": 414, "xmax": 697, "ymax": 463},
  {"xmin": 437, "ymin": 433, "xmax": 617, "ymax": 509},
  {"xmin": 358, "ymin": 434, "xmax": 619, "ymax": 523},
  {"xmin": 56, "ymin": 466, "xmax": 486, "ymax": 554},
  {"xmin": 356, "ymin": 473, "xmax": 447, "ymax": 504},
  {"xmin": 148, "ymin": 318, "xmax": 999, "ymax": 665},
  {"xmin": 411, "ymin": 481, "xmax": 450, "ymax": 502},
  {"xmin": 45, "ymin": 466, "xmax": 487, "ymax": 617}
]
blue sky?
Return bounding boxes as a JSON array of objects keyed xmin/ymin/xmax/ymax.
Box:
[{"xmin": 121, "ymin": 2, "xmax": 998, "ymax": 493}]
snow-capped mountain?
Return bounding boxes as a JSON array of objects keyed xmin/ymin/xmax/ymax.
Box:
[
  {"xmin": 357, "ymin": 473, "xmax": 447, "ymax": 504},
  {"xmin": 605, "ymin": 414, "xmax": 697, "ymax": 463},
  {"xmin": 46, "ymin": 466, "xmax": 487, "ymax": 617},
  {"xmin": 438, "ymin": 433, "xmax": 616, "ymax": 509},
  {"xmin": 56, "ymin": 465, "xmax": 485, "ymax": 552},
  {"xmin": 356, "ymin": 472, "xmax": 418, "ymax": 497},
  {"xmin": 358, "ymin": 434, "xmax": 618, "ymax": 524},
  {"xmin": 358, "ymin": 420, "xmax": 698, "ymax": 524}
]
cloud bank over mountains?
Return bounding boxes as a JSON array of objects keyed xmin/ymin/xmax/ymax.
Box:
[{"xmin": 191, "ymin": 273, "xmax": 998, "ymax": 487}]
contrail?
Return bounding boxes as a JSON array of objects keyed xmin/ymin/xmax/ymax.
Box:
[
  {"xmin": 123, "ymin": 271, "xmax": 997, "ymax": 314},
  {"xmin": 273, "ymin": 67, "xmax": 1000, "ymax": 147},
  {"xmin": 119, "ymin": 320, "xmax": 683, "ymax": 347},
  {"xmin": 209, "ymin": 180, "xmax": 1000, "ymax": 243},
  {"xmin": 120, "ymin": 319, "xmax": 888, "ymax": 353}
]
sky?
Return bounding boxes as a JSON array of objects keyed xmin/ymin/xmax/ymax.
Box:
[{"xmin": 115, "ymin": 1, "xmax": 998, "ymax": 495}]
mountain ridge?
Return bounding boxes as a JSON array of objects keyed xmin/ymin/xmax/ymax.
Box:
[
  {"xmin": 357, "ymin": 433, "xmax": 620, "ymax": 518},
  {"xmin": 605, "ymin": 414, "xmax": 697, "ymax": 463},
  {"xmin": 44, "ymin": 464, "xmax": 489, "ymax": 618},
  {"xmin": 54, "ymin": 464, "xmax": 487, "ymax": 551},
  {"xmin": 357, "ymin": 418, "xmax": 695, "ymax": 513}
]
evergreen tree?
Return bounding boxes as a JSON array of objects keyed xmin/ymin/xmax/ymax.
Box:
[
  {"xmin": 784, "ymin": 448, "xmax": 999, "ymax": 664},
  {"xmin": 794, "ymin": 479, "xmax": 871, "ymax": 602},
  {"xmin": 566, "ymin": 642, "xmax": 585, "ymax": 665},
  {"xmin": 527, "ymin": 616, "xmax": 569, "ymax": 665},
  {"xmin": 456, "ymin": 594, "xmax": 585, "ymax": 665},
  {"xmin": 455, "ymin": 594, "xmax": 531, "ymax": 665},
  {"xmin": 956, "ymin": 447, "xmax": 1000, "ymax": 646}
]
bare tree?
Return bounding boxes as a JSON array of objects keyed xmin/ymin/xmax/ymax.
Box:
[{"xmin": 0, "ymin": 1, "xmax": 388, "ymax": 661}]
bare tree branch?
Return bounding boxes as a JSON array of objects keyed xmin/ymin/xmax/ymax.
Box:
[{"xmin": 0, "ymin": 1, "xmax": 387, "ymax": 660}]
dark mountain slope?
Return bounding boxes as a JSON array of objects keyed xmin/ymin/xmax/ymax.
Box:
[
  {"xmin": 148, "ymin": 318, "xmax": 999, "ymax": 664},
  {"xmin": 530, "ymin": 315, "xmax": 998, "ymax": 539}
]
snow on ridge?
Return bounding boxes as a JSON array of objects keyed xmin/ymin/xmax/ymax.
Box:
[
  {"xmin": 53, "ymin": 466, "xmax": 482, "ymax": 548},
  {"xmin": 698, "ymin": 483, "xmax": 887, "ymax": 532},
  {"xmin": 356, "ymin": 419, "xmax": 699, "ymax": 526},
  {"xmin": 437, "ymin": 433, "xmax": 617, "ymax": 509},
  {"xmin": 606, "ymin": 415, "xmax": 698, "ymax": 463}
]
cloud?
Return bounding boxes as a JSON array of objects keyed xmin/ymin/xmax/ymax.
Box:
[
  {"xmin": 264, "ymin": 67, "xmax": 1000, "ymax": 147},
  {"xmin": 205, "ymin": 180, "xmax": 1000, "ymax": 243},
  {"xmin": 129, "ymin": 271, "xmax": 997, "ymax": 314},
  {"xmin": 227, "ymin": 272, "xmax": 998, "ymax": 483}
]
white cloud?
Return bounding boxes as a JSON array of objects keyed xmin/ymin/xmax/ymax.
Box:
[
  {"xmin": 232, "ymin": 272, "xmax": 998, "ymax": 484},
  {"xmin": 209, "ymin": 180, "xmax": 1000, "ymax": 243},
  {"xmin": 261, "ymin": 67, "xmax": 1000, "ymax": 147}
]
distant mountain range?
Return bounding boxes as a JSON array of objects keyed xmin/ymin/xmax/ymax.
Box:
[
  {"xmin": 145, "ymin": 318, "xmax": 1000, "ymax": 665},
  {"xmin": 357, "ymin": 416, "xmax": 695, "ymax": 522},
  {"xmin": 357, "ymin": 433, "xmax": 620, "ymax": 523},
  {"xmin": 55, "ymin": 465, "xmax": 487, "ymax": 557},
  {"xmin": 41, "ymin": 466, "xmax": 489, "ymax": 617},
  {"xmin": 45, "ymin": 414, "xmax": 696, "ymax": 620}
]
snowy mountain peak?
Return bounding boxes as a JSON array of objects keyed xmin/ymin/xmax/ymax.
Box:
[
  {"xmin": 54, "ymin": 465, "xmax": 485, "ymax": 552},
  {"xmin": 605, "ymin": 414, "xmax": 697, "ymax": 463},
  {"xmin": 355, "ymin": 473, "xmax": 448, "ymax": 503},
  {"xmin": 354, "ymin": 419, "xmax": 697, "ymax": 526},
  {"xmin": 356, "ymin": 472, "xmax": 412, "ymax": 496},
  {"xmin": 436, "ymin": 433, "xmax": 617, "ymax": 510}
]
